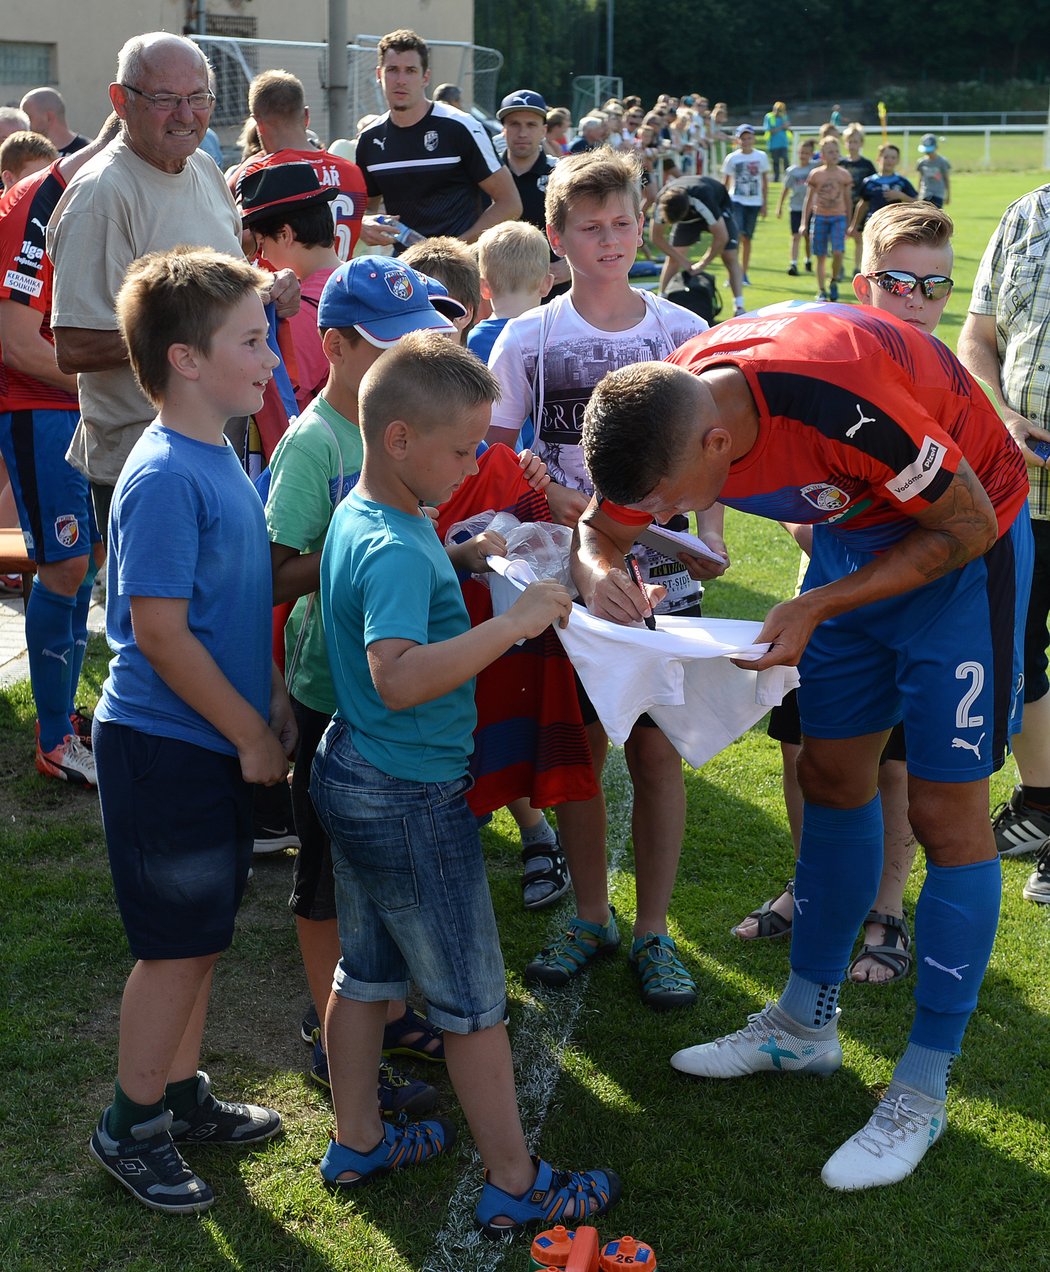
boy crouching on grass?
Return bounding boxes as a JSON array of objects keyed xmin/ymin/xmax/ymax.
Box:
[
  {"xmin": 89, "ymin": 247, "xmax": 296, "ymax": 1214},
  {"xmin": 310, "ymin": 331, "xmax": 621, "ymax": 1239}
]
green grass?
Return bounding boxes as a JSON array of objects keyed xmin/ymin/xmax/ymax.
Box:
[
  {"xmin": 2, "ymin": 167, "xmax": 1050, "ymax": 1270},
  {"xmin": 785, "ymin": 130, "xmax": 1048, "ymax": 174}
]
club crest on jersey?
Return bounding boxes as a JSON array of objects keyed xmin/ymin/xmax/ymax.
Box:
[
  {"xmin": 799, "ymin": 483, "xmax": 849, "ymax": 512},
  {"xmin": 424, "ymin": 130, "xmax": 439, "ymax": 152},
  {"xmin": 54, "ymin": 514, "xmax": 79, "ymax": 547},
  {"xmin": 385, "ymin": 269, "xmax": 414, "ymax": 301}
]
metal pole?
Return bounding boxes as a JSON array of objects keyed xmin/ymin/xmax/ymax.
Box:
[
  {"xmin": 196, "ymin": 0, "xmax": 206, "ymax": 35},
  {"xmin": 606, "ymin": 0, "xmax": 614, "ymax": 83},
  {"xmin": 328, "ymin": 0, "xmax": 349, "ymax": 142}
]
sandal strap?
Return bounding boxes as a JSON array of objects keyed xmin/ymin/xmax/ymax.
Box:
[
  {"xmin": 863, "ymin": 910, "xmax": 910, "ymax": 942},
  {"xmin": 520, "ymin": 838, "xmax": 569, "ymax": 890},
  {"xmin": 382, "ymin": 1007, "xmax": 445, "ymax": 1060}
]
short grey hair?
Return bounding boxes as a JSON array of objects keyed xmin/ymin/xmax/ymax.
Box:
[
  {"xmin": 0, "ymin": 107, "xmax": 31, "ymax": 132},
  {"xmin": 116, "ymin": 32, "xmax": 210, "ymax": 86}
]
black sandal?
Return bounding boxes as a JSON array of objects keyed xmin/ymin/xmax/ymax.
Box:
[
  {"xmin": 731, "ymin": 880, "xmax": 795, "ymax": 940},
  {"xmin": 848, "ymin": 910, "xmax": 913, "ymax": 983},
  {"xmin": 521, "ymin": 831, "xmax": 571, "ymax": 912}
]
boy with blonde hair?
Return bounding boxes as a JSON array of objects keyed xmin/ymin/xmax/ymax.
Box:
[
  {"xmin": 89, "ymin": 247, "xmax": 294, "ymax": 1214},
  {"xmin": 487, "ymin": 147, "xmax": 721, "ymax": 1009},
  {"xmin": 311, "ymin": 332, "xmax": 619, "ymax": 1237},
  {"xmin": 469, "ymin": 220, "xmax": 553, "ymax": 366}
]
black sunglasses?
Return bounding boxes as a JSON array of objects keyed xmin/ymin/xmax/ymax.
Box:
[{"xmin": 865, "ymin": 269, "xmax": 954, "ymax": 301}]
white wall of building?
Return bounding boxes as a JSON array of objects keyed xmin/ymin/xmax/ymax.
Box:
[{"xmin": 1, "ymin": 0, "xmax": 474, "ymax": 135}]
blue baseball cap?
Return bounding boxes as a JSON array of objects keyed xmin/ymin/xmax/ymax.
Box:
[
  {"xmin": 497, "ymin": 89, "xmax": 549, "ymax": 121},
  {"xmin": 317, "ymin": 256, "xmax": 457, "ymax": 347},
  {"xmin": 735, "ymin": 123, "xmax": 756, "ymax": 138}
]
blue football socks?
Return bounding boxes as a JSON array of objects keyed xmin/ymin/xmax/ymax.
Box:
[
  {"xmin": 779, "ymin": 795, "xmax": 884, "ymax": 1029},
  {"xmin": 67, "ymin": 575, "xmax": 94, "ymax": 716},
  {"xmin": 909, "ymin": 857, "xmax": 1002, "ymax": 1062},
  {"xmin": 26, "ymin": 578, "xmax": 76, "ymax": 752}
]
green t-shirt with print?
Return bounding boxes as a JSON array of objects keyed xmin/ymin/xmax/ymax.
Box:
[{"xmin": 265, "ymin": 395, "xmax": 363, "ymax": 713}]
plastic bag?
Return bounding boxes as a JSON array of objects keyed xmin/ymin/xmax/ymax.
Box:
[{"xmin": 504, "ymin": 522, "xmax": 574, "ymax": 589}]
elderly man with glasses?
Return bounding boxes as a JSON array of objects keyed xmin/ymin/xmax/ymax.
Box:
[{"xmin": 48, "ymin": 31, "xmax": 298, "ymax": 532}]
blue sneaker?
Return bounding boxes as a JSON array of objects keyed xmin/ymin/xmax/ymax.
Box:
[
  {"xmin": 168, "ymin": 1071, "xmax": 281, "ymax": 1145},
  {"xmin": 89, "ymin": 1108, "xmax": 214, "ymax": 1214},
  {"xmin": 829, "ymin": 281, "xmax": 839, "ymax": 302}
]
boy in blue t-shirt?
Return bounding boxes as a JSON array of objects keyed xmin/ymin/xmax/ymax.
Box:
[
  {"xmin": 89, "ymin": 247, "xmax": 296, "ymax": 1215},
  {"xmin": 848, "ymin": 143, "xmax": 918, "ymax": 234},
  {"xmin": 310, "ymin": 332, "xmax": 620, "ymax": 1238}
]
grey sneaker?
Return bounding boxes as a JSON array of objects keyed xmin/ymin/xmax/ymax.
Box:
[
  {"xmin": 1023, "ymin": 842, "xmax": 1050, "ymax": 903},
  {"xmin": 821, "ymin": 1081, "xmax": 946, "ymax": 1190},
  {"xmin": 991, "ymin": 786, "xmax": 1050, "ymax": 857},
  {"xmin": 89, "ymin": 1108, "xmax": 214, "ymax": 1214},
  {"xmin": 670, "ymin": 1001, "xmax": 842, "ymax": 1078},
  {"xmin": 168, "ymin": 1071, "xmax": 282, "ymax": 1145}
]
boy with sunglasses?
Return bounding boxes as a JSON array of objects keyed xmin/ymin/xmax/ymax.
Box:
[{"xmin": 852, "ymin": 200, "xmax": 955, "ymax": 332}]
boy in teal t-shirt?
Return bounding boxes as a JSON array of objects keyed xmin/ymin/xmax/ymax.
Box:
[{"xmin": 310, "ymin": 332, "xmax": 620, "ymax": 1237}]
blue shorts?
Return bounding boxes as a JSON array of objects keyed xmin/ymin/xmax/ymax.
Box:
[
  {"xmin": 812, "ymin": 215, "xmax": 847, "ymax": 257},
  {"xmin": 796, "ymin": 514, "xmax": 1032, "ymax": 782},
  {"xmin": 310, "ymin": 721, "xmax": 507, "ymax": 1034},
  {"xmin": 732, "ymin": 201, "xmax": 760, "ymax": 238},
  {"xmin": 93, "ymin": 722, "xmax": 254, "ymax": 959},
  {"xmin": 0, "ymin": 408, "xmax": 100, "ymax": 563}
]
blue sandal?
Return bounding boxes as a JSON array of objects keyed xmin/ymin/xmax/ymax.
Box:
[
  {"xmin": 628, "ymin": 932, "xmax": 697, "ymax": 1010},
  {"xmin": 475, "ymin": 1155, "xmax": 621, "ymax": 1240},
  {"xmin": 320, "ymin": 1118, "xmax": 456, "ymax": 1189},
  {"xmin": 382, "ymin": 1007, "xmax": 446, "ymax": 1064},
  {"xmin": 524, "ymin": 908, "xmax": 620, "ymax": 988}
]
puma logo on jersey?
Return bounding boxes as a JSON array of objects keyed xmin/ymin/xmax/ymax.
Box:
[
  {"xmin": 373, "ymin": 136, "xmax": 386, "ymax": 150},
  {"xmin": 923, "ymin": 956, "xmax": 969, "ymax": 981},
  {"xmin": 846, "ymin": 404, "xmax": 876, "ymax": 438},
  {"xmin": 951, "ymin": 733, "xmax": 985, "ymax": 757},
  {"xmin": 30, "ymin": 216, "xmax": 49, "ymax": 235}
]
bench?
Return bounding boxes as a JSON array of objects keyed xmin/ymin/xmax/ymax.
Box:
[{"xmin": 0, "ymin": 528, "xmax": 35, "ymax": 607}]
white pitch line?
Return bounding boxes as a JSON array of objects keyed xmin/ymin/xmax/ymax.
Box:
[{"xmin": 420, "ymin": 748, "xmax": 634, "ymax": 1271}]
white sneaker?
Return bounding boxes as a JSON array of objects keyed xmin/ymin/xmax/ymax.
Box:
[
  {"xmin": 670, "ymin": 1002, "xmax": 842, "ymax": 1078},
  {"xmin": 821, "ymin": 1081, "xmax": 946, "ymax": 1190}
]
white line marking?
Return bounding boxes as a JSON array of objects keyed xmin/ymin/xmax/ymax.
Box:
[{"xmin": 421, "ymin": 749, "xmax": 633, "ymax": 1271}]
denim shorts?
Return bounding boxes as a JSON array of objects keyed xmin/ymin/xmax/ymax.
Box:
[
  {"xmin": 310, "ymin": 720, "xmax": 507, "ymax": 1033},
  {"xmin": 812, "ymin": 214, "xmax": 847, "ymax": 257},
  {"xmin": 732, "ymin": 201, "xmax": 760, "ymax": 238},
  {"xmin": 93, "ymin": 721, "xmax": 253, "ymax": 959}
]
